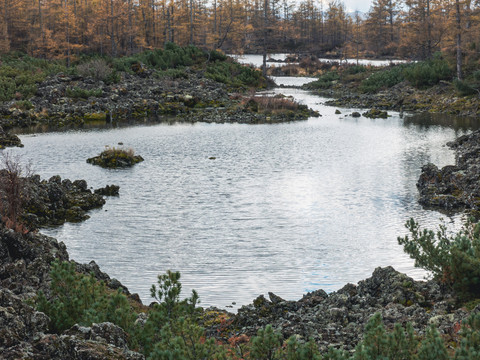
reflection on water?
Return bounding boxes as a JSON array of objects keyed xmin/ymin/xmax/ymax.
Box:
[
  {"xmin": 10, "ymin": 87, "xmax": 475, "ymax": 310},
  {"xmin": 404, "ymin": 112, "xmax": 480, "ymax": 133}
]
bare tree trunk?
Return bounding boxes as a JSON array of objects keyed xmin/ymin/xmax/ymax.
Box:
[
  {"xmin": 38, "ymin": 0, "xmax": 46, "ymax": 55},
  {"xmin": 426, "ymin": 0, "xmax": 431, "ymax": 58},
  {"xmin": 262, "ymin": 0, "xmax": 268, "ymax": 77},
  {"xmin": 110, "ymin": 0, "xmax": 116, "ymax": 56},
  {"xmin": 65, "ymin": 0, "xmax": 71, "ymax": 67},
  {"xmin": 456, "ymin": 0, "xmax": 462, "ymax": 80},
  {"xmin": 213, "ymin": 0, "xmax": 217, "ymax": 36},
  {"xmin": 189, "ymin": 0, "xmax": 194, "ymax": 44},
  {"xmin": 151, "ymin": 0, "xmax": 156, "ymax": 47},
  {"xmin": 170, "ymin": 3, "xmax": 174, "ymax": 43},
  {"xmin": 388, "ymin": 0, "xmax": 394, "ymax": 42},
  {"xmin": 166, "ymin": 6, "xmax": 171, "ymax": 44},
  {"xmin": 128, "ymin": 0, "xmax": 133, "ymax": 53},
  {"xmin": 1, "ymin": 0, "xmax": 10, "ymax": 52}
]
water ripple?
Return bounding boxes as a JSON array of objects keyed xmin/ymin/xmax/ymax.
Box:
[{"xmin": 12, "ymin": 89, "xmax": 475, "ymax": 310}]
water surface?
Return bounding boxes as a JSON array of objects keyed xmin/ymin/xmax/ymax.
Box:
[
  {"xmin": 233, "ymin": 54, "xmax": 410, "ymax": 68},
  {"xmin": 11, "ymin": 88, "xmax": 477, "ymax": 309}
]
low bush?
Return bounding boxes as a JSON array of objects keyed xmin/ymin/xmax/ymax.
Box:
[
  {"xmin": 360, "ymin": 65, "xmax": 405, "ymax": 93},
  {"xmin": 36, "ymin": 260, "xmax": 136, "ymax": 334},
  {"xmin": 35, "ymin": 259, "xmax": 480, "ymax": 359},
  {"xmin": 77, "ymin": 58, "xmax": 113, "ymax": 81},
  {"xmin": 454, "ymin": 79, "xmax": 479, "ymax": 96},
  {"xmin": 66, "ymin": 87, "xmax": 103, "ymax": 99},
  {"xmin": 398, "ymin": 218, "xmax": 480, "ymax": 299},
  {"xmin": 403, "ymin": 56, "xmax": 452, "ymax": 88},
  {"xmin": 205, "ymin": 60, "xmax": 266, "ymax": 88},
  {"xmin": 304, "ymin": 71, "xmax": 340, "ymax": 90},
  {"xmin": 345, "ymin": 65, "xmax": 367, "ymax": 75},
  {"xmin": 0, "ymin": 52, "xmax": 67, "ymax": 101},
  {"xmin": 156, "ymin": 68, "xmax": 188, "ymax": 79}
]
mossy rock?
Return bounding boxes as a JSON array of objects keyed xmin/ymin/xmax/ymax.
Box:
[
  {"xmin": 94, "ymin": 184, "xmax": 120, "ymax": 196},
  {"xmin": 362, "ymin": 108, "xmax": 388, "ymax": 119},
  {"xmin": 84, "ymin": 112, "xmax": 107, "ymax": 122},
  {"xmin": 87, "ymin": 148, "xmax": 144, "ymax": 168}
]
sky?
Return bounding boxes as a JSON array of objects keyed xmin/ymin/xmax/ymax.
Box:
[{"xmin": 342, "ymin": 0, "xmax": 373, "ymax": 13}]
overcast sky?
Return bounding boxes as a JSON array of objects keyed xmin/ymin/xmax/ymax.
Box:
[{"xmin": 342, "ymin": 0, "xmax": 373, "ymax": 13}]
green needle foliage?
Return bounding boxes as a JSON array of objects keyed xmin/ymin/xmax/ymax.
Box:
[
  {"xmin": 353, "ymin": 313, "xmax": 417, "ymax": 360},
  {"xmin": 35, "ymin": 260, "xmax": 135, "ymax": 334},
  {"xmin": 416, "ymin": 326, "xmax": 449, "ymax": 360},
  {"xmin": 398, "ymin": 218, "xmax": 480, "ymax": 298},
  {"xmin": 250, "ymin": 325, "xmax": 283, "ymax": 360},
  {"xmin": 455, "ymin": 312, "xmax": 480, "ymax": 360},
  {"xmin": 138, "ymin": 270, "xmax": 226, "ymax": 359},
  {"xmin": 35, "ymin": 261, "xmax": 480, "ymax": 359}
]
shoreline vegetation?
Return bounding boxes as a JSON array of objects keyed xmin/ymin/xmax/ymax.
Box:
[
  {"xmin": 1, "ymin": 215, "xmax": 480, "ymax": 359},
  {"xmin": 1, "ymin": 45, "xmax": 480, "ymax": 358},
  {"xmin": 0, "ymin": 45, "xmax": 320, "ymax": 149}
]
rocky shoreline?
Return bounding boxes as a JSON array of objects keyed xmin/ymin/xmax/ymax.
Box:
[
  {"xmin": 416, "ymin": 129, "xmax": 480, "ymax": 214},
  {"xmin": 1, "ymin": 169, "xmax": 474, "ymax": 358},
  {"xmin": 0, "ymin": 67, "xmax": 318, "ymax": 148},
  {"xmin": 1, "ymin": 58, "xmax": 480, "ymax": 358},
  {"xmin": 0, "ymin": 160, "xmax": 478, "ymax": 358},
  {"xmin": 2, "ymin": 222, "xmax": 476, "ymax": 358},
  {"xmin": 317, "ymin": 81, "xmax": 480, "ymax": 119}
]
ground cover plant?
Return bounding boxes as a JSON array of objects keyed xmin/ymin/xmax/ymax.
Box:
[
  {"xmin": 34, "ymin": 213, "xmax": 480, "ymax": 360},
  {"xmin": 0, "ymin": 52, "xmax": 68, "ymax": 101},
  {"xmin": 303, "ymin": 55, "xmax": 455, "ymax": 94},
  {"xmin": 0, "ymin": 44, "xmax": 266, "ymax": 104}
]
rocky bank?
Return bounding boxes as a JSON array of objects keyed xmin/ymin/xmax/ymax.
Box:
[
  {"xmin": 0, "ymin": 67, "xmax": 318, "ymax": 143},
  {"xmin": 0, "ymin": 226, "xmax": 144, "ymax": 359},
  {"xmin": 20, "ymin": 174, "xmax": 118, "ymax": 229},
  {"xmin": 319, "ymin": 81, "xmax": 480, "ymax": 119},
  {"xmin": 2, "ymin": 221, "xmax": 476, "ymax": 359},
  {"xmin": 416, "ymin": 129, "xmax": 480, "ymax": 213}
]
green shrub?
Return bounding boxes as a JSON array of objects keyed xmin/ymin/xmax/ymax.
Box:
[
  {"xmin": 36, "ymin": 260, "xmax": 136, "ymax": 334},
  {"xmin": 250, "ymin": 325, "xmax": 283, "ymax": 360},
  {"xmin": 137, "ymin": 270, "xmax": 213, "ymax": 357},
  {"xmin": 0, "ymin": 52, "xmax": 67, "ymax": 101},
  {"xmin": 398, "ymin": 218, "xmax": 480, "ymax": 299},
  {"xmin": 354, "ymin": 313, "xmax": 418, "ymax": 360},
  {"xmin": 416, "ymin": 326, "xmax": 449, "ymax": 360},
  {"xmin": 473, "ymin": 70, "xmax": 480, "ymax": 82},
  {"xmin": 345, "ymin": 65, "xmax": 367, "ymax": 75},
  {"xmin": 156, "ymin": 68, "xmax": 188, "ymax": 79},
  {"xmin": 11, "ymin": 100, "xmax": 34, "ymax": 110},
  {"xmin": 66, "ymin": 87, "xmax": 103, "ymax": 99},
  {"xmin": 284, "ymin": 336, "xmax": 322, "ymax": 360},
  {"xmin": 454, "ymin": 79, "xmax": 478, "ymax": 96},
  {"xmin": 205, "ymin": 61, "xmax": 265, "ymax": 88},
  {"xmin": 403, "ymin": 57, "xmax": 452, "ymax": 88},
  {"xmin": 360, "ymin": 65, "xmax": 405, "ymax": 93},
  {"xmin": 0, "ymin": 77, "xmax": 16, "ymax": 101},
  {"xmin": 209, "ymin": 50, "xmax": 227, "ymax": 62},
  {"xmin": 305, "ymin": 71, "xmax": 340, "ymax": 90},
  {"xmin": 455, "ymin": 312, "xmax": 480, "ymax": 359}
]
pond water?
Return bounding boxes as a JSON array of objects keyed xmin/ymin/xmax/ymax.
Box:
[
  {"xmin": 232, "ymin": 54, "xmax": 410, "ymax": 68},
  {"xmin": 10, "ymin": 84, "xmax": 478, "ymax": 310}
]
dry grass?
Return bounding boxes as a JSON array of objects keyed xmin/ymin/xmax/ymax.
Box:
[
  {"xmin": 101, "ymin": 146, "xmax": 135, "ymax": 158},
  {"xmin": 243, "ymin": 95, "xmax": 299, "ymax": 113}
]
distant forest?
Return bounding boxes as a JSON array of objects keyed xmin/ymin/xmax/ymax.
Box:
[{"xmin": 0, "ymin": 0, "xmax": 479, "ymax": 62}]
